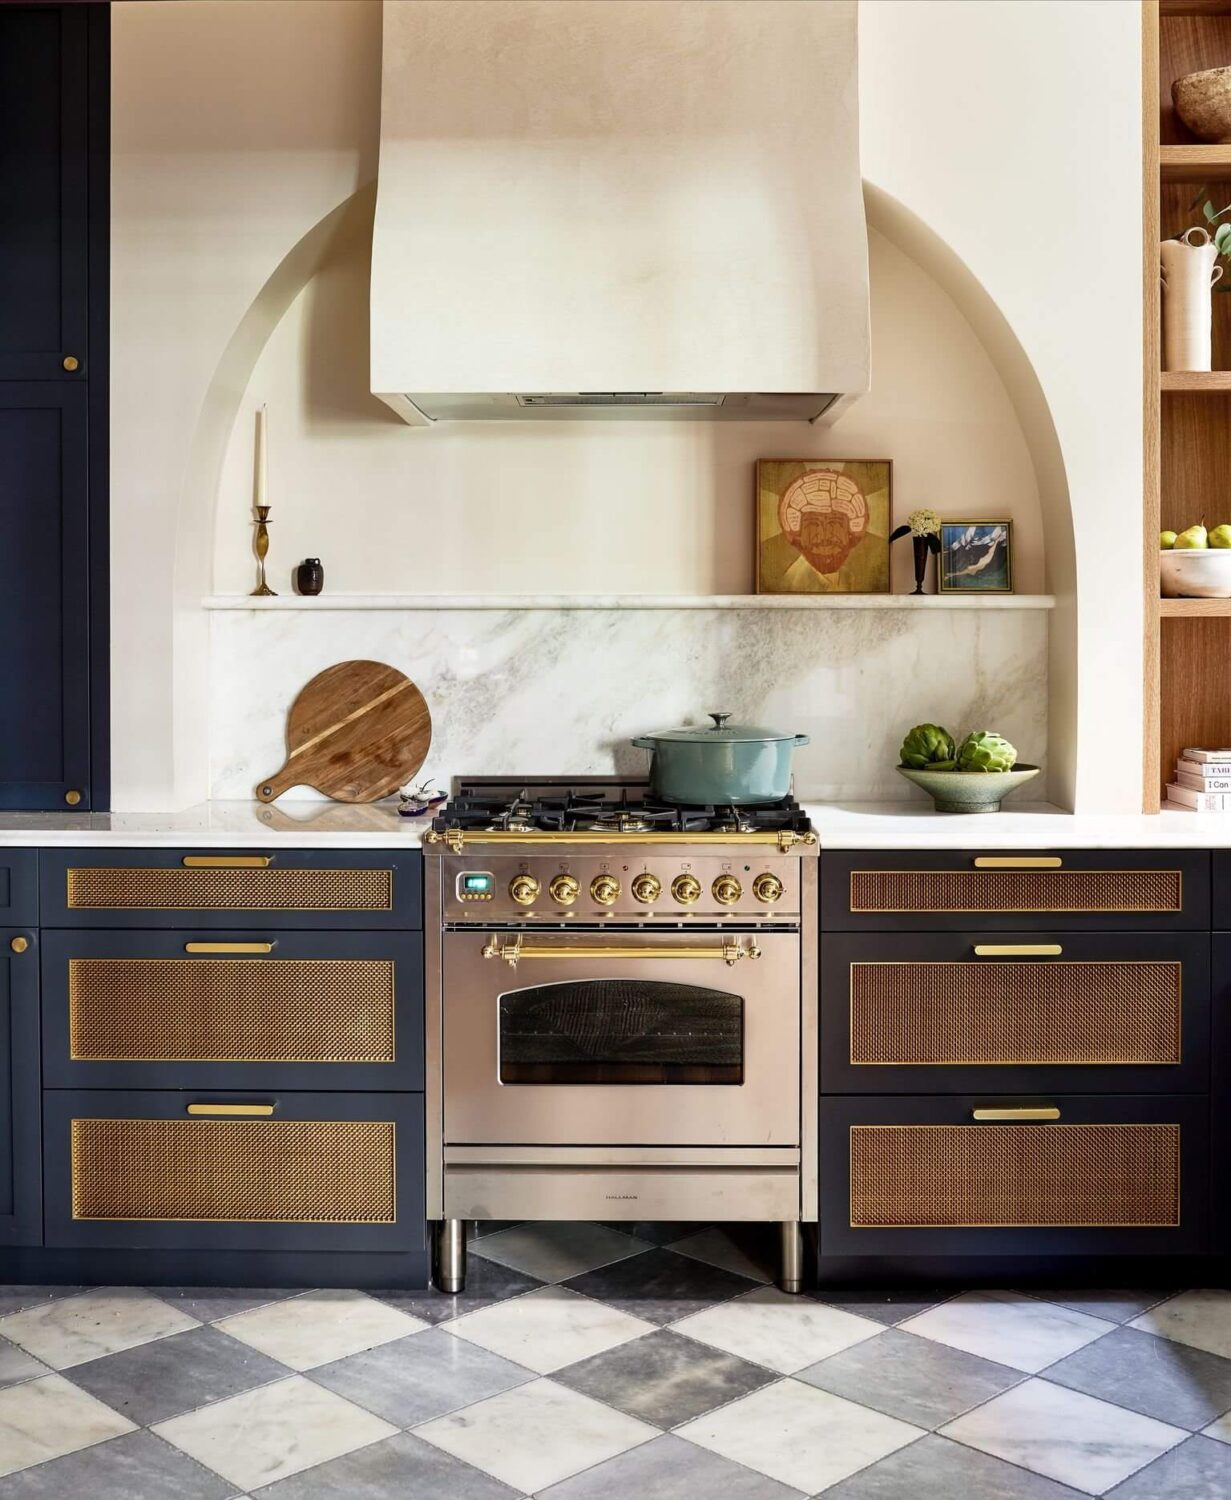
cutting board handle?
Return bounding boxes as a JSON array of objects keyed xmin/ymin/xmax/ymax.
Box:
[{"xmin": 255, "ymin": 763, "xmax": 300, "ymax": 802}]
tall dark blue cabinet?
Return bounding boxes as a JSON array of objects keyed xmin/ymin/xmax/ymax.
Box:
[{"xmin": 0, "ymin": 3, "xmax": 109, "ymax": 810}]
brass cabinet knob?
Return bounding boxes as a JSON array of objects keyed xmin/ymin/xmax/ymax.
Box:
[
  {"xmin": 671, "ymin": 873, "xmax": 702, "ymax": 905},
  {"xmin": 64, "ymin": 789, "xmax": 82, "ymax": 806},
  {"xmin": 509, "ymin": 874, "xmax": 540, "ymax": 905},
  {"xmin": 752, "ymin": 872, "xmax": 784, "ymax": 904},
  {"xmin": 549, "ymin": 873, "xmax": 580, "ymax": 905},
  {"xmin": 62, "ymin": 355, "xmax": 80, "ymax": 372},
  {"xmin": 630, "ymin": 872, "xmax": 662, "ymax": 904},
  {"xmin": 590, "ymin": 874, "xmax": 621, "ymax": 906},
  {"xmin": 712, "ymin": 874, "xmax": 742, "ymax": 905},
  {"xmin": 9, "ymin": 936, "xmax": 29, "ymax": 954}
]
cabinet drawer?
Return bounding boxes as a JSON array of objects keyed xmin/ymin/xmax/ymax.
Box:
[
  {"xmin": 39, "ymin": 849, "xmax": 421, "ymax": 930},
  {"xmin": 821, "ymin": 933, "xmax": 1209, "ymax": 1094},
  {"xmin": 41, "ymin": 930, "xmax": 423, "ymax": 1090},
  {"xmin": 819, "ymin": 1095, "xmax": 1207, "ymax": 1256},
  {"xmin": 44, "ymin": 1090, "xmax": 425, "ymax": 1251},
  {"xmin": 822, "ymin": 851, "xmax": 1209, "ymax": 931}
]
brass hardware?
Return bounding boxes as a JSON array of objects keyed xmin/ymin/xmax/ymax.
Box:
[
  {"xmin": 186, "ymin": 1103, "xmax": 276, "ymax": 1117},
  {"xmin": 850, "ymin": 867, "xmax": 1181, "ymax": 915},
  {"xmin": 426, "ymin": 828, "xmax": 815, "ymax": 851},
  {"xmin": 973, "ymin": 857, "xmax": 1063, "ymax": 869},
  {"xmin": 64, "ymin": 789, "xmax": 82, "ymax": 806},
  {"xmin": 251, "ymin": 504, "xmax": 277, "ymax": 597},
  {"xmin": 181, "ymin": 855, "xmax": 272, "ymax": 868},
  {"xmin": 62, "ymin": 355, "xmax": 79, "ymax": 371},
  {"xmin": 183, "ymin": 941, "xmax": 275, "ymax": 954},
  {"xmin": 66, "ymin": 864, "xmax": 390, "ymax": 912},
  {"xmin": 590, "ymin": 874, "xmax": 621, "ymax": 906},
  {"xmin": 509, "ymin": 874, "xmax": 540, "ymax": 906},
  {"xmin": 672, "ymin": 873, "xmax": 702, "ymax": 905},
  {"xmin": 972, "ymin": 1107, "xmax": 1061, "ymax": 1122},
  {"xmin": 549, "ymin": 873, "xmax": 581, "ymax": 905},
  {"xmin": 752, "ymin": 871, "xmax": 784, "ymax": 904},
  {"xmin": 482, "ymin": 936, "xmax": 762, "ymax": 969},
  {"xmin": 9, "ymin": 937, "xmax": 28, "ymax": 954},
  {"xmin": 630, "ymin": 872, "xmax": 662, "ymax": 904},
  {"xmin": 712, "ymin": 874, "xmax": 742, "ymax": 905},
  {"xmin": 973, "ymin": 944, "xmax": 1063, "ymax": 957}
]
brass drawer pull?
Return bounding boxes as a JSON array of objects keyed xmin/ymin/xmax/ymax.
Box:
[
  {"xmin": 181, "ymin": 855, "xmax": 273, "ymax": 869},
  {"xmin": 973, "ymin": 857, "xmax": 1063, "ymax": 869},
  {"xmin": 973, "ymin": 943, "xmax": 1063, "ymax": 957},
  {"xmin": 183, "ymin": 941, "xmax": 275, "ymax": 954},
  {"xmin": 186, "ymin": 1103, "xmax": 275, "ymax": 1117},
  {"xmin": 972, "ymin": 1107, "xmax": 1061, "ymax": 1122}
]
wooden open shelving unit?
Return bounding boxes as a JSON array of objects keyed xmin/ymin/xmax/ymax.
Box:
[{"xmin": 1146, "ymin": 0, "xmax": 1231, "ymax": 809}]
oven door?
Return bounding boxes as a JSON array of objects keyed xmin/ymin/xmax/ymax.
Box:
[{"xmin": 442, "ymin": 928, "xmax": 800, "ymax": 1146}]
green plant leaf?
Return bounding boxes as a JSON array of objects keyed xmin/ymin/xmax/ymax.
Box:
[{"xmin": 1206, "ymin": 201, "xmax": 1218, "ymax": 222}]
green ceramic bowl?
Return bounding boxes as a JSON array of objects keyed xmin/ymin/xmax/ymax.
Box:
[{"xmin": 897, "ymin": 763, "xmax": 1040, "ymax": 814}]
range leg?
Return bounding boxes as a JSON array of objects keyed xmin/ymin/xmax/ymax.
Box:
[
  {"xmin": 779, "ymin": 1220, "xmax": 804, "ymax": 1294},
  {"xmin": 435, "ymin": 1218, "xmax": 467, "ymax": 1293}
]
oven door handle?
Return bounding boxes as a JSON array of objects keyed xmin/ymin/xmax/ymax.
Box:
[{"xmin": 481, "ymin": 936, "xmax": 762, "ymax": 969}]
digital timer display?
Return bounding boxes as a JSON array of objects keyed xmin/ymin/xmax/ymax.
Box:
[
  {"xmin": 457, "ymin": 871, "xmax": 495, "ymax": 900},
  {"xmin": 463, "ymin": 873, "xmax": 492, "ymax": 892}
]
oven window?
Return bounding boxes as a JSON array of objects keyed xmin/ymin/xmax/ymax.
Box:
[{"xmin": 498, "ymin": 979, "xmax": 744, "ymax": 1085}]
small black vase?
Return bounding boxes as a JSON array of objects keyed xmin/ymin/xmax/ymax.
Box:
[
  {"xmin": 295, "ymin": 558, "xmax": 324, "ymax": 596},
  {"xmin": 911, "ymin": 536, "xmax": 929, "ymax": 595}
]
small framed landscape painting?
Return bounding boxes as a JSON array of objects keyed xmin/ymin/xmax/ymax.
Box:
[
  {"xmin": 756, "ymin": 459, "xmax": 891, "ymax": 595},
  {"xmin": 938, "ymin": 521, "xmax": 1013, "ymax": 594}
]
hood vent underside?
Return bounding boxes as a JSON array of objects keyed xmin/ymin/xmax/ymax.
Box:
[{"xmin": 518, "ymin": 393, "xmax": 724, "ymax": 408}]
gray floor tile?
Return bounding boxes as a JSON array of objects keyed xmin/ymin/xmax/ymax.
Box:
[
  {"xmin": 798, "ymin": 1327, "xmax": 1023, "ymax": 1428},
  {"xmin": 820, "ymin": 1432, "xmax": 1085, "ymax": 1499},
  {"xmin": 811, "ymin": 1289, "xmax": 948, "ymax": 1327},
  {"xmin": 309, "ymin": 1325, "xmax": 533, "ymax": 1427},
  {"xmin": 1105, "ymin": 1434, "xmax": 1231, "ymax": 1499},
  {"xmin": 1020, "ymin": 1289, "xmax": 1174, "ymax": 1326},
  {"xmin": 151, "ymin": 1287, "xmax": 298, "ymax": 1324},
  {"xmin": 0, "ymin": 1429, "xmax": 235, "ymax": 1500},
  {"xmin": 0, "ymin": 1288, "xmax": 83, "ymax": 1320},
  {"xmin": 599, "ymin": 1221, "xmax": 714, "ymax": 1245},
  {"xmin": 1044, "ymin": 1324, "xmax": 1231, "ymax": 1431},
  {"xmin": 0, "ymin": 1339, "xmax": 48, "ymax": 1391},
  {"xmin": 563, "ymin": 1246, "xmax": 757, "ymax": 1325},
  {"xmin": 373, "ymin": 1254, "xmax": 543, "ymax": 1324},
  {"xmin": 250, "ymin": 1430, "xmax": 519, "ymax": 1499},
  {"xmin": 537, "ymin": 1431, "xmax": 804, "ymax": 1499},
  {"xmin": 554, "ymin": 1327, "xmax": 776, "ymax": 1427},
  {"xmin": 67, "ymin": 1323, "xmax": 291, "ymax": 1426}
]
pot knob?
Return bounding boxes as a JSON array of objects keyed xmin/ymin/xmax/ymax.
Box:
[
  {"xmin": 631, "ymin": 872, "xmax": 662, "ymax": 904},
  {"xmin": 549, "ymin": 873, "xmax": 581, "ymax": 906},
  {"xmin": 672, "ymin": 873, "xmax": 702, "ymax": 905},
  {"xmin": 590, "ymin": 874, "xmax": 621, "ymax": 906},
  {"xmin": 708, "ymin": 712, "xmax": 731, "ymax": 731},
  {"xmin": 509, "ymin": 874, "xmax": 540, "ymax": 906}
]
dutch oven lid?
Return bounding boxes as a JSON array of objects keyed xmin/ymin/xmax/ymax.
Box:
[{"xmin": 642, "ymin": 712, "xmax": 799, "ymax": 744}]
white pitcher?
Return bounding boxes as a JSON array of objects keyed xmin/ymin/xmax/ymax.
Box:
[{"xmin": 1161, "ymin": 226, "xmax": 1224, "ymax": 371}]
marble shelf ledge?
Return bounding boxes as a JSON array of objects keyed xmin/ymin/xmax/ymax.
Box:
[{"xmin": 203, "ymin": 592, "xmax": 1055, "ymax": 612}]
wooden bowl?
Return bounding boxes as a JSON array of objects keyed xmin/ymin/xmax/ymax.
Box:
[{"xmin": 1173, "ymin": 66, "xmax": 1231, "ymax": 143}]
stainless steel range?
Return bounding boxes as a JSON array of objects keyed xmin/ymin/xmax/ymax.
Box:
[{"xmin": 422, "ymin": 778, "xmax": 818, "ymax": 1293}]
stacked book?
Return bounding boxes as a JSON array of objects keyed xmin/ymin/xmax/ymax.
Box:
[{"xmin": 1168, "ymin": 749, "xmax": 1231, "ymax": 811}]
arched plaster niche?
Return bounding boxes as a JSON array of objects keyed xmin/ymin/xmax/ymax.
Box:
[{"xmin": 865, "ymin": 183, "xmax": 1078, "ymax": 810}]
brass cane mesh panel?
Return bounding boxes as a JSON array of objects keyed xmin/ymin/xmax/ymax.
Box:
[
  {"xmin": 65, "ymin": 866, "xmax": 393, "ymax": 912},
  {"xmin": 850, "ymin": 1123, "xmax": 1180, "ymax": 1227},
  {"xmin": 850, "ymin": 962, "xmax": 1181, "ymax": 1066},
  {"xmin": 69, "ymin": 958, "xmax": 396, "ymax": 1063},
  {"xmin": 849, "ymin": 869, "xmax": 1182, "ymax": 915},
  {"xmin": 71, "ymin": 1118, "xmax": 396, "ymax": 1223}
]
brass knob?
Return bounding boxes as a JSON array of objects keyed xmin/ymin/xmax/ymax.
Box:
[
  {"xmin": 509, "ymin": 874, "xmax": 540, "ymax": 906},
  {"xmin": 671, "ymin": 873, "xmax": 702, "ymax": 905},
  {"xmin": 549, "ymin": 873, "xmax": 581, "ymax": 906},
  {"xmin": 10, "ymin": 937, "xmax": 28, "ymax": 955},
  {"xmin": 64, "ymin": 789, "xmax": 82, "ymax": 806},
  {"xmin": 630, "ymin": 872, "xmax": 662, "ymax": 904},
  {"xmin": 62, "ymin": 355, "xmax": 79, "ymax": 372},
  {"xmin": 752, "ymin": 872, "xmax": 784, "ymax": 904},
  {"xmin": 590, "ymin": 874, "xmax": 620, "ymax": 906},
  {"xmin": 712, "ymin": 874, "xmax": 742, "ymax": 906}
]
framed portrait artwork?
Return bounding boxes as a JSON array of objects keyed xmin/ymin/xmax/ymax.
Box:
[
  {"xmin": 755, "ymin": 460, "xmax": 891, "ymax": 594},
  {"xmin": 938, "ymin": 521, "xmax": 1013, "ymax": 594}
]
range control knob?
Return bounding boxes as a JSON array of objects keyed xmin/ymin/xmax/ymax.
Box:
[
  {"xmin": 509, "ymin": 874, "xmax": 540, "ymax": 906},
  {"xmin": 672, "ymin": 873, "xmax": 702, "ymax": 905},
  {"xmin": 712, "ymin": 874, "xmax": 742, "ymax": 906},
  {"xmin": 752, "ymin": 872, "xmax": 785, "ymax": 904},
  {"xmin": 630, "ymin": 872, "xmax": 662, "ymax": 904},
  {"xmin": 591, "ymin": 874, "xmax": 621, "ymax": 906},
  {"xmin": 549, "ymin": 873, "xmax": 581, "ymax": 905}
]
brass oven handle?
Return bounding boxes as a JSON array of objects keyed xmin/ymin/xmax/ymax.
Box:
[
  {"xmin": 428, "ymin": 829, "xmax": 815, "ymax": 851},
  {"xmin": 972, "ymin": 1107, "xmax": 1061, "ymax": 1122},
  {"xmin": 973, "ymin": 944, "xmax": 1063, "ymax": 957},
  {"xmin": 183, "ymin": 942, "xmax": 275, "ymax": 954},
  {"xmin": 181, "ymin": 855, "xmax": 273, "ymax": 868},
  {"xmin": 973, "ymin": 856, "xmax": 1062, "ymax": 869},
  {"xmin": 186, "ymin": 1103, "xmax": 275, "ymax": 1117},
  {"xmin": 482, "ymin": 936, "xmax": 762, "ymax": 968}
]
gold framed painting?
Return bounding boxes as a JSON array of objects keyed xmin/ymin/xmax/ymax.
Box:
[
  {"xmin": 755, "ymin": 459, "xmax": 892, "ymax": 594},
  {"xmin": 937, "ymin": 520, "xmax": 1013, "ymax": 594}
]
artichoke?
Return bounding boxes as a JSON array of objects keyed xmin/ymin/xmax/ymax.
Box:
[
  {"xmin": 899, "ymin": 723, "xmax": 957, "ymax": 770},
  {"xmin": 957, "ymin": 730, "xmax": 1018, "ymax": 773}
]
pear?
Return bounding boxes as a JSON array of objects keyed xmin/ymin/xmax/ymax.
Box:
[
  {"xmin": 1210, "ymin": 524, "xmax": 1231, "ymax": 549},
  {"xmin": 1161, "ymin": 530, "xmax": 1177, "ymax": 549},
  {"xmin": 1174, "ymin": 523, "xmax": 1209, "ymax": 549}
]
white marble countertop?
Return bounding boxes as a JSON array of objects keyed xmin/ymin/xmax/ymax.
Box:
[
  {"xmin": 802, "ymin": 801, "xmax": 1231, "ymax": 848},
  {"xmin": 0, "ymin": 800, "xmax": 434, "ymax": 847}
]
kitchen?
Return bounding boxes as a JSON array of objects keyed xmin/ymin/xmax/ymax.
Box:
[{"xmin": 0, "ymin": 1, "xmax": 1226, "ymax": 1497}]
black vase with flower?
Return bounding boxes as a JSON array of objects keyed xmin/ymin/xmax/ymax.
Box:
[{"xmin": 890, "ymin": 512, "xmax": 942, "ymax": 595}]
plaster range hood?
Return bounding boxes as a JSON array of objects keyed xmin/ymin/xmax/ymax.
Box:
[{"xmin": 370, "ymin": 0, "xmax": 869, "ymax": 425}]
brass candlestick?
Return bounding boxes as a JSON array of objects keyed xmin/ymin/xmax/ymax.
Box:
[{"xmin": 250, "ymin": 505, "xmax": 277, "ymax": 596}]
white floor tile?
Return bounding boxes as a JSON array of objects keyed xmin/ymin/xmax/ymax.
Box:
[
  {"xmin": 899, "ymin": 1291, "xmax": 1114, "ymax": 1374},
  {"xmin": 678, "ymin": 1377, "xmax": 923, "ymax": 1492},
  {"xmin": 415, "ymin": 1376, "xmax": 656, "ymax": 1493},
  {"xmin": 0, "ymin": 1372, "xmax": 136, "ymax": 1478},
  {"xmin": 942, "ymin": 1378, "xmax": 1186, "ymax": 1493},
  {"xmin": 668, "ymin": 1227, "xmax": 774, "ymax": 1284},
  {"xmin": 471, "ymin": 1222, "xmax": 650, "ymax": 1282},
  {"xmin": 1130, "ymin": 1290, "xmax": 1231, "ymax": 1361},
  {"xmin": 216, "ymin": 1288, "xmax": 426, "ymax": 1371},
  {"xmin": 1202, "ymin": 1409, "xmax": 1231, "ymax": 1445},
  {"xmin": 0, "ymin": 1287, "xmax": 199, "ymax": 1370},
  {"xmin": 152, "ymin": 1373, "xmax": 396, "ymax": 1491},
  {"xmin": 671, "ymin": 1285, "xmax": 882, "ymax": 1374},
  {"xmin": 445, "ymin": 1284, "xmax": 654, "ymax": 1374}
]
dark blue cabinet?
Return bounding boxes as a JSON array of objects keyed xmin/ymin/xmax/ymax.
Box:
[{"xmin": 0, "ymin": 927, "xmax": 41, "ymax": 1245}]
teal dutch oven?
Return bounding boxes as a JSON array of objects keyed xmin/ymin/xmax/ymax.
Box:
[{"xmin": 632, "ymin": 713, "xmax": 810, "ymax": 805}]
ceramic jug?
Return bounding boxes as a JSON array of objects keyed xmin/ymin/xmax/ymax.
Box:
[{"xmin": 1161, "ymin": 226, "xmax": 1223, "ymax": 371}]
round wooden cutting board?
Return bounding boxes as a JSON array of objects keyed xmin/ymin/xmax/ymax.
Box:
[{"xmin": 255, "ymin": 660, "xmax": 432, "ymax": 804}]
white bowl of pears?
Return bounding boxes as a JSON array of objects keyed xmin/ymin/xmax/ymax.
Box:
[{"xmin": 1161, "ymin": 522, "xmax": 1231, "ymax": 597}]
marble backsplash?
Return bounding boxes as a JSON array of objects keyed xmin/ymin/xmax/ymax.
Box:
[{"xmin": 209, "ymin": 606, "xmax": 1048, "ymax": 803}]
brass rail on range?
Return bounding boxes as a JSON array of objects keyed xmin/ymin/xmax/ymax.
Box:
[{"xmin": 425, "ymin": 828, "xmax": 817, "ymax": 853}]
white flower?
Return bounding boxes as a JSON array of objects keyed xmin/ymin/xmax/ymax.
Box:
[{"xmin": 907, "ymin": 508, "xmax": 940, "ymax": 537}]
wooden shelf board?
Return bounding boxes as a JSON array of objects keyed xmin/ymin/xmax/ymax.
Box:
[
  {"xmin": 1161, "ymin": 595, "xmax": 1231, "ymax": 615},
  {"xmin": 1161, "ymin": 1, "xmax": 1231, "ymax": 18},
  {"xmin": 1161, "ymin": 144, "xmax": 1231, "ymax": 181},
  {"xmin": 1161, "ymin": 370, "xmax": 1231, "ymax": 390}
]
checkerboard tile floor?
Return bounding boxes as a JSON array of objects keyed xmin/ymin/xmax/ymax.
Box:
[{"xmin": 0, "ymin": 1223, "xmax": 1228, "ymax": 1497}]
